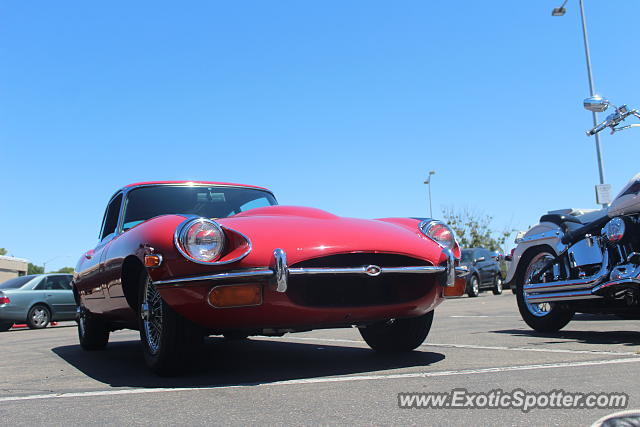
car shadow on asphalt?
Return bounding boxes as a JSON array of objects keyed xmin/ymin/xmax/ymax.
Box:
[
  {"xmin": 492, "ymin": 325, "xmax": 640, "ymax": 347},
  {"xmin": 51, "ymin": 337, "xmax": 445, "ymax": 388}
]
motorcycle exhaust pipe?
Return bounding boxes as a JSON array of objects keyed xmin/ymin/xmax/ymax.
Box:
[{"xmin": 524, "ymin": 251, "xmax": 609, "ymax": 294}]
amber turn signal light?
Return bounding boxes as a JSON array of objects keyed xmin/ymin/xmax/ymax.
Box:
[
  {"xmin": 144, "ymin": 254, "xmax": 163, "ymax": 268},
  {"xmin": 208, "ymin": 283, "xmax": 262, "ymax": 308}
]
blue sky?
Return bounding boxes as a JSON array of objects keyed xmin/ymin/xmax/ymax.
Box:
[{"xmin": 1, "ymin": 1, "xmax": 639, "ymax": 271}]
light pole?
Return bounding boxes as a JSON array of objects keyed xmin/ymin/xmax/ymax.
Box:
[
  {"xmin": 41, "ymin": 255, "xmax": 70, "ymax": 273},
  {"xmin": 552, "ymin": 0, "xmax": 608, "ymax": 207},
  {"xmin": 424, "ymin": 171, "xmax": 436, "ymax": 218}
]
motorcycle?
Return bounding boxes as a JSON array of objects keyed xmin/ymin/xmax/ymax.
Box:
[{"xmin": 506, "ymin": 96, "xmax": 640, "ymax": 332}]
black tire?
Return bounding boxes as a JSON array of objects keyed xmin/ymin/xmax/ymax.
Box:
[
  {"xmin": 138, "ymin": 270, "xmax": 204, "ymax": 376},
  {"xmin": 467, "ymin": 275, "xmax": 480, "ymax": 297},
  {"xmin": 515, "ymin": 247, "xmax": 574, "ymax": 333},
  {"xmin": 77, "ymin": 306, "xmax": 110, "ymax": 350},
  {"xmin": 359, "ymin": 311, "xmax": 434, "ymax": 353},
  {"xmin": 492, "ymin": 274, "xmax": 503, "ymax": 295},
  {"xmin": 27, "ymin": 304, "xmax": 50, "ymax": 329},
  {"xmin": 0, "ymin": 323, "xmax": 12, "ymax": 332},
  {"xmin": 223, "ymin": 331, "xmax": 250, "ymax": 340}
]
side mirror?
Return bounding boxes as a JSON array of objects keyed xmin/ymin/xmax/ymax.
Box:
[{"xmin": 584, "ymin": 95, "xmax": 609, "ymax": 113}]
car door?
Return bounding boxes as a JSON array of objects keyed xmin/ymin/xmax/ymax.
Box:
[
  {"xmin": 476, "ymin": 249, "xmax": 493, "ymax": 285},
  {"xmin": 42, "ymin": 275, "xmax": 76, "ymax": 320},
  {"xmin": 75, "ymin": 193, "xmax": 123, "ymax": 305}
]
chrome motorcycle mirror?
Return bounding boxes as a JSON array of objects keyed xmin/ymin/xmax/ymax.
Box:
[{"xmin": 583, "ymin": 95, "xmax": 610, "ymax": 113}]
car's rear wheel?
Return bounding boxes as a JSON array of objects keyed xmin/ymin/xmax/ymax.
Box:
[
  {"xmin": 27, "ymin": 304, "xmax": 50, "ymax": 329},
  {"xmin": 0, "ymin": 323, "xmax": 12, "ymax": 332},
  {"xmin": 492, "ymin": 274, "xmax": 503, "ymax": 295},
  {"xmin": 77, "ymin": 306, "xmax": 110, "ymax": 350},
  {"xmin": 359, "ymin": 311, "xmax": 434, "ymax": 352},
  {"xmin": 138, "ymin": 270, "xmax": 204, "ymax": 376},
  {"xmin": 467, "ymin": 275, "xmax": 480, "ymax": 297}
]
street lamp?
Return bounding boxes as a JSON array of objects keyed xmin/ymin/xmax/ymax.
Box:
[
  {"xmin": 552, "ymin": 0, "xmax": 608, "ymax": 207},
  {"xmin": 551, "ymin": 0, "xmax": 567, "ymax": 16},
  {"xmin": 423, "ymin": 171, "xmax": 436, "ymax": 218}
]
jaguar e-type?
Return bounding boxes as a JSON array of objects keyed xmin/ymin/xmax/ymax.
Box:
[{"xmin": 73, "ymin": 181, "xmax": 467, "ymax": 374}]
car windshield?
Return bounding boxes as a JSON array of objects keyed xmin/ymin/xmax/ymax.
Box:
[
  {"xmin": 122, "ymin": 185, "xmax": 278, "ymax": 231},
  {"xmin": 0, "ymin": 275, "xmax": 36, "ymax": 289},
  {"xmin": 461, "ymin": 250, "xmax": 473, "ymax": 262}
]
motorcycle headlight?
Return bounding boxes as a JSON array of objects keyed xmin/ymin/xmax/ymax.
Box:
[
  {"xmin": 175, "ymin": 218, "xmax": 225, "ymax": 263},
  {"xmin": 419, "ymin": 220, "xmax": 457, "ymax": 250},
  {"xmin": 602, "ymin": 217, "xmax": 625, "ymax": 243}
]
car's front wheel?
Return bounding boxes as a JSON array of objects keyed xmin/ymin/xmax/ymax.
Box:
[
  {"xmin": 492, "ymin": 274, "xmax": 503, "ymax": 295},
  {"xmin": 138, "ymin": 271, "xmax": 204, "ymax": 376},
  {"xmin": 359, "ymin": 311, "xmax": 434, "ymax": 352},
  {"xmin": 223, "ymin": 331, "xmax": 250, "ymax": 340},
  {"xmin": 27, "ymin": 304, "xmax": 50, "ymax": 329},
  {"xmin": 77, "ymin": 306, "xmax": 110, "ymax": 350},
  {"xmin": 0, "ymin": 322, "xmax": 12, "ymax": 332},
  {"xmin": 467, "ymin": 275, "xmax": 480, "ymax": 297}
]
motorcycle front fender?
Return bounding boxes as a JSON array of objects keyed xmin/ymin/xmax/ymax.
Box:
[{"xmin": 505, "ymin": 222, "xmax": 567, "ymax": 284}]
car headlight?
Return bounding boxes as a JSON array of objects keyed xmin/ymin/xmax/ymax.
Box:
[
  {"xmin": 175, "ymin": 218, "xmax": 225, "ymax": 263},
  {"xmin": 419, "ymin": 220, "xmax": 457, "ymax": 250}
]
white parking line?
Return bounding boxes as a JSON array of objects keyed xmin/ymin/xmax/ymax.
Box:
[
  {"xmin": 280, "ymin": 336, "xmax": 638, "ymax": 356},
  {"xmin": 1, "ymin": 357, "xmax": 639, "ymax": 403},
  {"xmin": 450, "ymin": 315, "xmax": 519, "ymax": 318}
]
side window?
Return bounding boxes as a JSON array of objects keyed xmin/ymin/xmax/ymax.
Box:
[
  {"xmin": 34, "ymin": 277, "xmax": 47, "ymax": 290},
  {"xmin": 100, "ymin": 193, "xmax": 123, "ymax": 241},
  {"xmin": 46, "ymin": 275, "xmax": 71, "ymax": 290}
]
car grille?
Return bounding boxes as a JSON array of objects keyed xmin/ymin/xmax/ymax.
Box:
[{"xmin": 287, "ymin": 253, "xmax": 436, "ymax": 307}]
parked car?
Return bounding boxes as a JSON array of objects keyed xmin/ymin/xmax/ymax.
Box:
[
  {"xmin": 0, "ymin": 273, "xmax": 76, "ymax": 331},
  {"xmin": 73, "ymin": 180, "xmax": 469, "ymax": 375},
  {"xmin": 460, "ymin": 248, "xmax": 503, "ymax": 297}
]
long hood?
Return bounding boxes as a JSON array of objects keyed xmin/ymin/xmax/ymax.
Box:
[{"xmin": 219, "ymin": 206, "xmax": 444, "ymax": 266}]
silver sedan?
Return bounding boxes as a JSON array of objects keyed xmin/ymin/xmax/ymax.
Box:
[{"xmin": 0, "ymin": 274, "xmax": 76, "ymax": 331}]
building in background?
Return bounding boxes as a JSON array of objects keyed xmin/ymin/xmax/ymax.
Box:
[{"xmin": 0, "ymin": 256, "xmax": 28, "ymax": 283}]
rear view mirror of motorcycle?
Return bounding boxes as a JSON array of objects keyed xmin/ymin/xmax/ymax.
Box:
[{"xmin": 584, "ymin": 95, "xmax": 609, "ymax": 113}]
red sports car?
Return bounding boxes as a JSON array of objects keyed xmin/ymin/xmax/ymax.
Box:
[{"xmin": 73, "ymin": 181, "xmax": 468, "ymax": 375}]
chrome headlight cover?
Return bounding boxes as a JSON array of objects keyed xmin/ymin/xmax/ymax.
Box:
[
  {"xmin": 602, "ymin": 217, "xmax": 626, "ymax": 243},
  {"xmin": 175, "ymin": 218, "xmax": 226, "ymax": 263},
  {"xmin": 419, "ymin": 220, "xmax": 457, "ymax": 250}
]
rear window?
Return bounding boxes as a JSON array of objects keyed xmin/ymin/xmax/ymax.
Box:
[{"xmin": 0, "ymin": 275, "xmax": 37, "ymax": 289}]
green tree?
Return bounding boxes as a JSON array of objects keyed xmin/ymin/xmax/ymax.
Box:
[
  {"xmin": 28, "ymin": 263, "xmax": 44, "ymax": 275},
  {"xmin": 54, "ymin": 267, "xmax": 75, "ymax": 274},
  {"xmin": 441, "ymin": 206, "xmax": 513, "ymax": 251},
  {"xmin": 0, "ymin": 248, "xmax": 7, "ymax": 256}
]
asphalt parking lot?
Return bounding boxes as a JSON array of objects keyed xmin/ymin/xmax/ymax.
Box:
[{"xmin": 1, "ymin": 292, "xmax": 639, "ymax": 426}]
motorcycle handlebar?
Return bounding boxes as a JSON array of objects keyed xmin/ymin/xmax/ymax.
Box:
[{"xmin": 587, "ymin": 120, "xmax": 609, "ymax": 136}]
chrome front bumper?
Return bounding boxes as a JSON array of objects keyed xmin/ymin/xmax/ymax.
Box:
[{"xmin": 154, "ymin": 248, "xmax": 469, "ymax": 292}]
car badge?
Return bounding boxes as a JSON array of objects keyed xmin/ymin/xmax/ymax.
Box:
[{"xmin": 365, "ymin": 265, "xmax": 382, "ymax": 276}]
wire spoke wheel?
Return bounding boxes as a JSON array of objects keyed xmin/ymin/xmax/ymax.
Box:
[
  {"xmin": 137, "ymin": 270, "xmax": 205, "ymax": 375},
  {"xmin": 142, "ymin": 277, "xmax": 163, "ymax": 355},
  {"xmin": 77, "ymin": 305, "xmax": 110, "ymax": 350}
]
